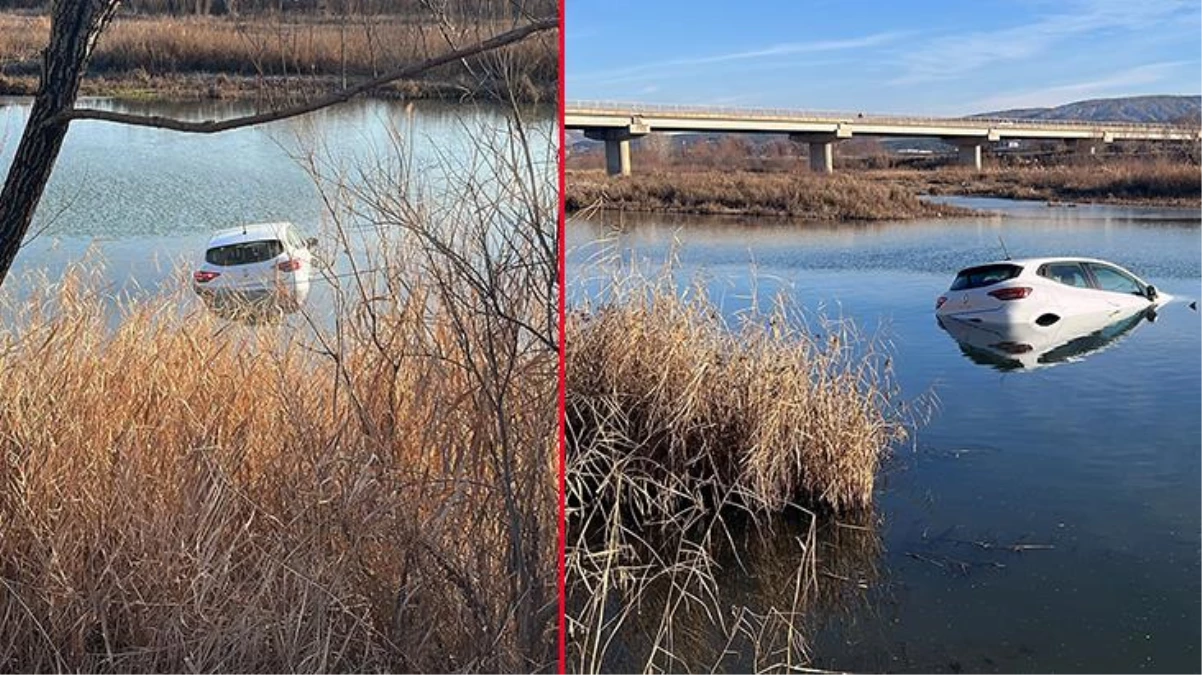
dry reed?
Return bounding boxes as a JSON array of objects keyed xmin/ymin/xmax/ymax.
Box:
[
  {"xmin": 0, "ymin": 267, "xmax": 552, "ymax": 671},
  {"xmin": 0, "ymin": 107, "xmax": 557, "ymax": 671},
  {"xmin": 565, "ymin": 170, "xmax": 974, "ymax": 221},
  {"xmin": 905, "ymin": 161, "xmax": 1202, "ymax": 204},
  {"xmin": 565, "ymin": 254, "xmax": 908, "ymax": 672},
  {"xmin": 0, "ymin": 13, "xmax": 556, "ymax": 99}
]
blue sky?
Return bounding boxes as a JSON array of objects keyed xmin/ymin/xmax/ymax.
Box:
[{"xmin": 566, "ymin": 0, "xmax": 1202, "ymax": 115}]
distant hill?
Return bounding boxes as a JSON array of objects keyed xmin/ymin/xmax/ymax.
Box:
[{"xmin": 974, "ymin": 95, "xmax": 1201, "ymax": 124}]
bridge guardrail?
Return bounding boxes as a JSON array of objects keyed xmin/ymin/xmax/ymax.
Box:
[{"xmin": 564, "ymin": 100, "xmax": 1192, "ymax": 133}]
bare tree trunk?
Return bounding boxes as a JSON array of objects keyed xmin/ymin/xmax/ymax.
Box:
[{"xmin": 0, "ymin": 0, "xmax": 117, "ymax": 287}]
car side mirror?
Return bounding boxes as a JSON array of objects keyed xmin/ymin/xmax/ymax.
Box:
[
  {"xmin": 306, "ymin": 237, "xmax": 318, "ymax": 249},
  {"xmin": 1145, "ymin": 285, "xmax": 1158, "ymax": 301}
]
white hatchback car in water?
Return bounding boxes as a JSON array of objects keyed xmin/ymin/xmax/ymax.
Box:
[
  {"xmin": 192, "ymin": 222, "xmax": 314, "ymax": 313},
  {"xmin": 935, "ymin": 257, "xmax": 1166, "ymax": 329}
]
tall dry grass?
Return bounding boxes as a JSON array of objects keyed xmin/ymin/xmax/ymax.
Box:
[
  {"xmin": 0, "ymin": 107, "xmax": 557, "ymax": 671},
  {"xmin": 0, "ymin": 13, "xmax": 556, "ymax": 98},
  {"xmin": 906, "ymin": 161, "xmax": 1202, "ymax": 204},
  {"xmin": 0, "ymin": 272, "xmax": 553, "ymax": 671},
  {"xmin": 565, "ymin": 256, "xmax": 909, "ymax": 672},
  {"xmin": 566, "ymin": 169, "xmax": 974, "ymax": 221}
]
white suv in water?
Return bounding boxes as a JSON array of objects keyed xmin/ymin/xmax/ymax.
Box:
[
  {"xmin": 935, "ymin": 257, "xmax": 1164, "ymax": 329},
  {"xmin": 192, "ymin": 222, "xmax": 314, "ymax": 312}
]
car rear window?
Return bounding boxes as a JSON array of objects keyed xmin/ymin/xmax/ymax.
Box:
[
  {"xmin": 205, "ymin": 240, "xmax": 284, "ymax": 266},
  {"xmin": 949, "ymin": 264, "xmax": 1023, "ymax": 290}
]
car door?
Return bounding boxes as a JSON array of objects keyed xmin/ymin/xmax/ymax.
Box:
[
  {"xmin": 1082, "ymin": 262, "xmax": 1150, "ymax": 313},
  {"xmin": 1036, "ymin": 261, "xmax": 1113, "ymax": 320}
]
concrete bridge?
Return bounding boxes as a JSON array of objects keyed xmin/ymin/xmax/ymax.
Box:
[{"xmin": 565, "ymin": 101, "xmax": 1201, "ymax": 176}]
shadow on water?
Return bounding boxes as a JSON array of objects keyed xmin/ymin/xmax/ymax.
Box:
[
  {"xmin": 937, "ymin": 306, "xmax": 1162, "ymax": 372},
  {"xmin": 584, "ymin": 508, "xmax": 885, "ymax": 674}
]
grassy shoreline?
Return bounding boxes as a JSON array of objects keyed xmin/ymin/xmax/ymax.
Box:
[
  {"xmin": 0, "ymin": 13, "xmax": 557, "ymax": 103},
  {"xmin": 885, "ymin": 164, "xmax": 1201, "ymax": 208},
  {"xmin": 566, "ymin": 169, "xmax": 979, "ymax": 221},
  {"xmin": 0, "ymin": 71, "xmax": 555, "ymax": 103},
  {"xmin": 566, "ymin": 163, "xmax": 1200, "ymax": 221}
]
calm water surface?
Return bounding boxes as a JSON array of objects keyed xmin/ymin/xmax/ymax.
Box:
[
  {"xmin": 0, "ymin": 96, "xmax": 554, "ymax": 305},
  {"xmin": 568, "ymin": 202, "xmax": 1201, "ymax": 673}
]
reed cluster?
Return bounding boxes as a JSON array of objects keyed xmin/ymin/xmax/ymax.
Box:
[
  {"xmin": 565, "ymin": 169, "xmax": 974, "ymax": 220},
  {"xmin": 911, "ymin": 161, "xmax": 1202, "ymax": 203},
  {"xmin": 565, "ymin": 260, "xmax": 907, "ymax": 672},
  {"xmin": 0, "ymin": 268, "xmax": 553, "ymax": 671},
  {"xmin": 0, "ymin": 13, "xmax": 556, "ymax": 98},
  {"xmin": 0, "ymin": 105, "xmax": 557, "ymax": 671}
]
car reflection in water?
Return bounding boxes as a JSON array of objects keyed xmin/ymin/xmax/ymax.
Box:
[{"xmin": 937, "ymin": 305, "xmax": 1159, "ymax": 371}]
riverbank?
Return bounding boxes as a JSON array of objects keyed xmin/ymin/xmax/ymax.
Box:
[
  {"xmin": 566, "ymin": 169, "xmax": 979, "ymax": 220},
  {"xmin": 0, "ymin": 71, "xmax": 538, "ymax": 102},
  {"xmin": 566, "ymin": 162, "xmax": 1200, "ymax": 220},
  {"xmin": 887, "ymin": 163, "xmax": 1202, "ymax": 207},
  {"xmin": 0, "ymin": 13, "xmax": 556, "ymax": 102}
]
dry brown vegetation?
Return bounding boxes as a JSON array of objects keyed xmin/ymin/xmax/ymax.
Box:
[
  {"xmin": 0, "ymin": 109, "xmax": 557, "ymax": 671},
  {"xmin": 0, "ymin": 275, "xmax": 549, "ymax": 671},
  {"xmin": 888, "ymin": 162, "xmax": 1202, "ymax": 206},
  {"xmin": 565, "ymin": 159, "xmax": 1200, "ymax": 222},
  {"xmin": 566, "ymin": 169, "xmax": 976, "ymax": 221},
  {"xmin": 0, "ymin": 13, "xmax": 556, "ymax": 100},
  {"xmin": 565, "ymin": 261, "xmax": 908, "ymax": 672},
  {"xmin": 0, "ymin": 0, "xmax": 557, "ymax": 16}
]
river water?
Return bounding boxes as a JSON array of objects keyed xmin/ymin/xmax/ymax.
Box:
[
  {"xmin": 567, "ymin": 200, "xmax": 1201, "ymax": 673},
  {"xmin": 0, "ymin": 96, "xmax": 555, "ymax": 310}
]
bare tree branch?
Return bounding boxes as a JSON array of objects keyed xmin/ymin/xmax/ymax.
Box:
[{"xmin": 50, "ymin": 16, "xmax": 556, "ymax": 133}]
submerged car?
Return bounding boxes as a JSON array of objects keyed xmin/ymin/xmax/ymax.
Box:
[
  {"xmin": 192, "ymin": 222, "xmax": 314, "ymax": 313},
  {"xmin": 935, "ymin": 257, "xmax": 1166, "ymax": 329}
]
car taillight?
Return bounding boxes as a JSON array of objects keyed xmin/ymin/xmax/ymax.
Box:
[
  {"xmin": 988, "ymin": 287, "xmax": 1032, "ymax": 301},
  {"xmin": 277, "ymin": 259, "xmax": 302, "ymax": 272},
  {"xmin": 193, "ymin": 270, "xmax": 220, "ymax": 283},
  {"xmin": 936, "ymin": 296, "xmax": 947, "ymax": 309}
]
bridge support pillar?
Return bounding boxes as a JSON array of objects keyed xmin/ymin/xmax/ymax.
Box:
[
  {"xmin": 790, "ymin": 132, "xmax": 846, "ymax": 174},
  {"xmin": 605, "ymin": 138, "xmax": 631, "ymax": 176},
  {"xmin": 1066, "ymin": 137, "xmax": 1111, "ymax": 162},
  {"xmin": 945, "ymin": 139, "xmax": 984, "ymax": 170},
  {"xmin": 585, "ymin": 123, "xmax": 650, "ymax": 177},
  {"xmin": 808, "ymin": 141, "xmax": 834, "ymax": 173},
  {"xmin": 1067, "ymin": 138, "xmax": 1098, "ymax": 156}
]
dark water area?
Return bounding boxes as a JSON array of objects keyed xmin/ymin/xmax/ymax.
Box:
[{"xmin": 567, "ymin": 202, "xmax": 1201, "ymax": 673}]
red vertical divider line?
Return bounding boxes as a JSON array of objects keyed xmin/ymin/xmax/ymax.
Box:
[{"xmin": 556, "ymin": 0, "xmax": 568, "ymax": 672}]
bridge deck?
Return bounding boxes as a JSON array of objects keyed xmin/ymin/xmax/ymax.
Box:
[{"xmin": 565, "ymin": 101, "xmax": 1199, "ymax": 142}]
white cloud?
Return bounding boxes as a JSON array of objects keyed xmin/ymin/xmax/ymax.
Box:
[
  {"xmin": 889, "ymin": 0, "xmax": 1197, "ymax": 85},
  {"xmin": 572, "ymin": 31, "xmax": 905, "ymax": 87},
  {"xmin": 961, "ymin": 61, "xmax": 1193, "ymax": 112}
]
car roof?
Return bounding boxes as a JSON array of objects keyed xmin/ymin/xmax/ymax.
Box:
[
  {"xmin": 963, "ymin": 257, "xmax": 1120, "ymax": 270},
  {"xmin": 206, "ymin": 222, "xmax": 294, "ymax": 248}
]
